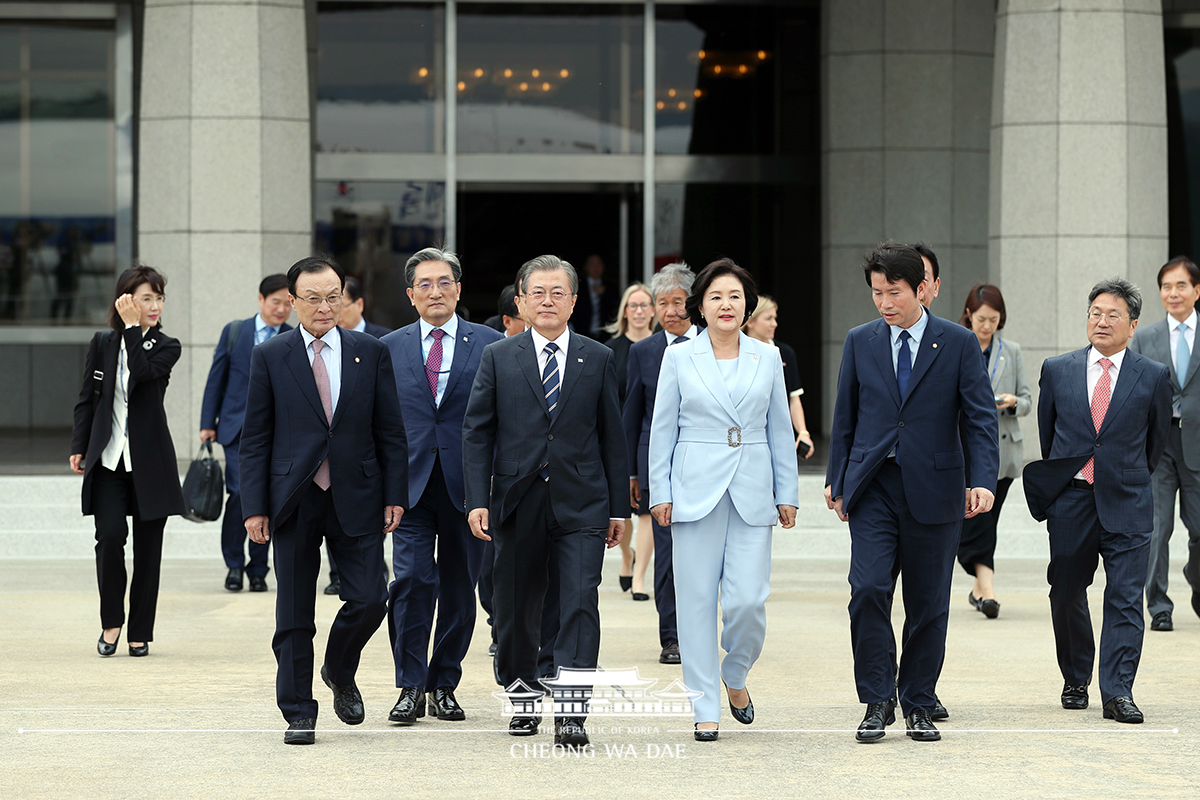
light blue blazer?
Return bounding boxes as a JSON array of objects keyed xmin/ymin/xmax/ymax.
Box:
[{"xmin": 648, "ymin": 330, "xmax": 799, "ymax": 526}]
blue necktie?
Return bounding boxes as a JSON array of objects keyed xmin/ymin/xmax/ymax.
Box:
[
  {"xmin": 542, "ymin": 343, "xmax": 560, "ymax": 421},
  {"xmin": 1178, "ymin": 323, "xmax": 1190, "ymax": 389},
  {"xmin": 897, "ymin": 330, "xmax": 912, "ymax": 399},
  {"xmin": 672, "ymin": 335, "xmax": 689, "ymax": 346}
]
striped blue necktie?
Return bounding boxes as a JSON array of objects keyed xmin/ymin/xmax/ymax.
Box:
[{"xmin": 542, "ymin": 343, "xmax": 560, "ymax": 420}]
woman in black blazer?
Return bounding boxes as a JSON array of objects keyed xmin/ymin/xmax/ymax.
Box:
[{"xmin": 70, "ymin": 265, "xmax": 186, "ymax": 657}]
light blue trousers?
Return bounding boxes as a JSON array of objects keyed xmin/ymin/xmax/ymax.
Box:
[{"xmin": 672, "ymin": 491, "xmax": 773, "ymax": 724}]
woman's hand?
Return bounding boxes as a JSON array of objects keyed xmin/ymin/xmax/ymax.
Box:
[
  {"xmin": 796, "ymin": 432, "xmax": 814, "ymax": 458},
  {"xmin": 778, "ymin": 505, "xmax": 797, "ymax": 528},
  {"xmin": 651, "ymin": 502, "xmax": 672, "ymax": 527},
  {"xmin": 115, "ymin": 293, "xmax": 140, "ymax": 327},
  {"xmin": 996, "ymin": 393, "xmax": 1018, "ymax": 410},
  {"xmin": 69, "ymin": 454, "xmax": 84, "ymax": 475}
]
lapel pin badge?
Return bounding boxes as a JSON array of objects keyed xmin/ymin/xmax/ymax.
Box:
[
  {"xmin": 142, "ymin": 340, "xmax": 154, "ymax": 350},
  {"xmin": 932, "ymin": 343, "xmax": 938, "ymax": 349},
  {"xmin": 463, "ymin": 336, "xmax": 469, "ymax": 342},
  {"xmin": 355, "ymin": 357, "xmax": 360, "ymax": 363},
  {"xmin": 578, "ymin": 358, "xmax": 584, "ymax": 363}
]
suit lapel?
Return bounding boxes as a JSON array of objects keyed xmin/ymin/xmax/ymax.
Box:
[
  {"xmin": 554, "ymin": 334, "xmax": 588, "ymax": 425},
  {"xmin": 1069, "ymin": 348, "xmax": 1092, "ymax": 424},
  {"xmin": 868, "ymin": 320, "xmax": 902, "ymax": 409},
  {"xmin": 285, "ymin": 330, "xmax": 330, "ymax": 424},
  {"xmin": 403, "ymin": 325, "xmax": 436, "ymax": 410},
  {"xmin": 1097, "ymin": 351, "xmax": 1142, "ymax": 436},
  {"xmin": 902, "ymin": 316, "xmax": 943, "ymax": 406},
  {"xmin": 1178, "ymin": 321, "xmax": 1200, "ymax": 389},
  {"xmin": 691, "ymin": 331, "xmax": 740, "ymax": 423},
  {"xmin": 331, "ymin": 328, "xmax": 359, "ymax": 428},
  {"xmin": 729, "ymin": 333, "xmax": 762, "ymax": 410},
  {"xmin": 515, "ymin": 332, "xmax": 550, "ymax": 422},
  {"xmin": 987, "ymin": 338, "xmax": 1002, "ymax": 391},
  {"xmin": 443, "ymin": 318, "xmax": 476, "ymax": 401}
]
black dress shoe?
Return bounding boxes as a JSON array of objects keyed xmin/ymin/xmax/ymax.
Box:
[
  {"xmin": 693, "ymin": 724, "xmax": 719, "ymax": 742},
  {"xmin": 1150, "ymin": 610, "xmax": 1173, "ymax": 631},
  {"xmin": 726, "ymin": 686, "xmax": 754, "ymax": 725},
  {"xmin": 388, "ymin": 687, "xmax": 425, "ymax": 724},
  {"xmin": 632, "ymin": 592, "xmax": 650, "ymax": 601},
  {"xmin": 323, "ymin": 579, "xmax": 340, "ymax": 596},
  {"xmin": 321, "ymin": 664, "xmax": 364, "ymax": 725},
  {"xmin": 905, "ymin": 708, "xmax": 941, "ymax": 741},
  {"xmin": 509, "ymin": 716, "xmax": 540, "ymax": 736},
  {"xmin": 930, "ymin": 697, "xmax": 949, "ymax": 721},
  {"xmin": 855, "ymin": 699, "xmax": 895, "ymax": 743},
  {"xmin": 97, "ymin": 631, "xmax": 119, "ymax": 657},
  {"xmin": 225, "ymin": 567, "xmax": 244, "ymax": 592},
  {"xmin": 1192, "ymin": 588, "xmax": 1200, "ymax": 621},
  {"xmin": 284, "ymin": 718, "xmax": 316, "ymax": 745},
  {"xmin": 249, "ymin": 575, "xmax": 268, "ymax": 592},
  {"xmin": 488, "ymin": 642, "xmax": 497, "ymax": 657},
  {"xmin": 1102, "ymin": 696, "xmax": 1144, "ymax": 724},
  {"xmin": 1061, "ymin": 683, "xmax": 1089, "ymax": 709},
  {"xmin": 659, "ymin": 643, "xmax": 681, "ymax": 664},
  {"xmin": 554, "ymin": 717, "xmax": 589, "ymax": 747},
  {"xmin": 980, "ymin": 599, "xmax": 1000, "ymax": 619},
  {"xmin": 428, "ymin": 686, "xmax": 466, "ymax": 720},
  {"xmin": 128, "ymin": 642, "xmax": 149, "ymax": 657}
]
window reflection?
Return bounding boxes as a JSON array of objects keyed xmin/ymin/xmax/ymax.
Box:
[
  {"xmin": 317, "ymin": 3, "xmax": 444, "ymax": 153},
  {"xmin": 458, "ymin": 4, "xmax": 644, "ymax": 154},
  {"xmin": 655, "ymin": 183, "xmax": 777, "ymax": 275}
]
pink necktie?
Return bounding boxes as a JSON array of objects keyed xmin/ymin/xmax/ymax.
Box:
[
  {"xmin": 426, "ymin": 328, "xmax": 446, "ymax": 400},
  {"xmin": 1081, "ymin": 357, "xmax": 1113, "ymax": 485},
  {"xmin": 311, "ymin": 339, "xmax": 333, "ymax": 490}
]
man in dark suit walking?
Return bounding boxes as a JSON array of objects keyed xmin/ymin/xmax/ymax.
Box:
[
  {"xmin": 1127, "ymin": 256, "xmax": 1200, "ymax": 631},
  {"xmin": 240, "ymin": 255, "xmax": 408, "ymax": 745},
  {"xmin": 381, "ymin": 247, "xmax": 502, "ymax": 726},
  {"xmin": 463, "ymin": 254, "xmax": 626, "ymax": 748},
  {"xmin": 572, "ymin": 253, "xmax": 617, "ymax": 341},
  {"xmin": 340, "ymin": 275, "xmax": 392, "ymax": 338},
  {"xmin": 1023, "ymin": 277, "xmax": 1172, "ymax": 723},
  {"xmin": 200, "ymin": 273, "xmax": 292, "ymax": 592},
  {"xmin": 623, "ymin": 262, "xmax": 696, "ymax": 664},
  {"xmin": 825, "ymin": 242, "xmax": 998, "ymax": 743}
]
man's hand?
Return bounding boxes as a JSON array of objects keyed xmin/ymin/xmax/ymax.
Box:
[
  {"xmin": 246, "ymin": 514, "xmax": 270, "ymax": 544},
  {"xmin": 384, "ymin": 505, "xmax": 404, "ymax": 533},
  {"xmin": 630, "ymin": 478, "xmax": 641, "ymax": 510},
  {"xmin": 964, "ymin": 488, "xmax": 995, "ymax": 519},
  {"xmin": 69, "ymin": 454, "xmax": 84, "ymax": 475},
  {"xmin": 778, "ymin": 505, "xmax": 797, "ymax": 528},
  {"xmin": 650, "ymin": 503, "xmax": 672, "ymax": 527},
  {"xmin": 824, "ymin": 484, "xmax": 848, "ymax": 522},
  {"xmin": 606, "ymin": 519, "xmax": 625, "ymax": 548},
  {"xmin": 468, "ymin": 508, "xmax": 491, "ymax": 541},
  {"xmin": 200, "ymin": 429, "xmax": 216, "ymax": 443}
]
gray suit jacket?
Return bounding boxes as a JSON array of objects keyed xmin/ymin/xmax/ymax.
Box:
[
  {"xmin": 986, "ymin": 336, "xmax": 1032, "ymax": 480},
  {"xmin": 1129, "ymin": 316, "xmax": 1200, "ymax": 470}
]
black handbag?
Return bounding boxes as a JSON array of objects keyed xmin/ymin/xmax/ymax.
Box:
[{"xmin": 182, "ymin": 441, "xmax": 225, "ymax": 523}]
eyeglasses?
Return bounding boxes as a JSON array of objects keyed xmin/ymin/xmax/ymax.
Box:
[
  {"xmin": 296, "ymin": 294, "xmax": 343, "ymax": 308},
  {"xmin": 1087, "ymin": 310, "xmax": 1125, "ymax": 325},
  {"xmin": 415, "ymin": 279, "xmax": 456, "ymax": 293},
  {"xmin": 626, "ymin": 302, "xmax": 651, "ymax": 311},
  {"xmin": 525, "ymin": 289, "xmax": 571, "ymax": 303}
]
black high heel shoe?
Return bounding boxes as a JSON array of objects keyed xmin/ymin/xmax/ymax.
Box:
[
  {"xmin": 693, "ymin": 724, "xmax": 719, "ymax": 742},
  {"xmin": 128, "ymin": 642, "xmax": 149, "ymax": 657},
  {"xmin": 726, "ymin": 684, "xmax": 754, "ymax": 725},
  {"xmin": 619, "ymin": 552, "xmax": 635, "ymax": 592},
  {"xmin": 97, "ymin": 630, "xmax": 120, "ymax": 657}
]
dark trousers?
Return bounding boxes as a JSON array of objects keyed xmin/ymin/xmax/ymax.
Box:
[
  {"xmin": 848, "ymin": 461, "xmax": 959, "ymax": 715},
  {"xmin": 219, "ymin": 438, "xmax": 269, "ymax": 576},
  {"xmin": 272, "ymin": 483, "xmax": 388, "ymax": 722},
  {"xmin": 388, "ymin": 460, "xmax": 485, "ymax": 690},
  {"xmin": 92, "ymin": 462, "xmax": 166, "ymax": 642},
  {"xmin": 478, "ymin": 539, "xmax": 496, "ymax": 640},
  {"xmin": 1146, "ymin": 424, "xmax": 1200, "ymax": 616},
  {"xmin": 1047, "ymin": 485, "xmax": 1150, "ymax": 703},
  {"xmin": 957, "ymin": 477, "xmax": 1014, "ymax": 574},
  {"xmin": 493, "ymin": 479, "xmax": 605, "ymax": 711},
  {"xmin": 651, "ymin": 516, "xmax": 679, "ymax": 647}
]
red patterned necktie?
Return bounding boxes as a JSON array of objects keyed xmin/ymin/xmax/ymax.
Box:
[
  {"xmin": 1081, "ymin": 357, "xmax": 1113, "ymax": 485},
  {"xmin": 426, "ymin": 328, "xmax": 446, "ymax": 400},
  {"xmin": 311, "ymin": 339, "xmax": 333, "ymax": 490}
]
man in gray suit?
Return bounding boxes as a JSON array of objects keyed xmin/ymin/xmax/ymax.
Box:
[{"xmin": 1128, "ymin": 255, "xmax": 1200, "ymax": 630}]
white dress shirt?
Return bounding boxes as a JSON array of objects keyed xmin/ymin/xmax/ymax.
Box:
[
  {"xmin": 531, "ymin": 325, "xmax": 570, "ymax": 385},
  {"xmin": 299, "ymin": 325, "xmax": 342, "ymax": 415},
  {"xmin": 1074, "ymin": 345, "xmax": 1126, "ymax": 479},
  {"xmin": 351, "ymin": 317, "xmax": 367, "ymax": 334},
  {"xmin": 100, "ymin": 326, "xmax": 136, "ymax": 471},
  {"xmin": 419, "ymin": 314, "xmax": 459, "ymax": 407},
  {"xmin": 1169, "ymin": 311, "xmax": 1196, "ymax": 416},
  {"xmin": 889, "ymin": 306, "xmax": 929, "ymax": 375}
]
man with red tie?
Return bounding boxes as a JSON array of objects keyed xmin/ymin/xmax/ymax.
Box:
[{"xmin": 1023, "ymin": 278, "xmax": 1172, "ymax": 724}]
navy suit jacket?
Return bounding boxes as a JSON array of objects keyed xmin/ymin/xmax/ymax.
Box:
[
  {"xmin": 826, "ymin": 312, "xmax": 999, "ymax": 525},
  {"xmin": 200, "ymin": 316, "xmax": 292, "ymax": 445},
  {"xmin": 1023, "ymin": 345, "xmax": 1172, "ymax": 534},
  {"xmin": 462, "ymin": 329, "xmax": 627, "ymax": 528},
  {"xmin": 623, "ymin": 332, "xmax": 670, "ymax": 490},
  {"xmin": 382, "ymin": 316, "xmax": 502, "ymax": 512},
  {"xmin": 239, "ymin": 326, "xmax": 409, "ymax": 536}
]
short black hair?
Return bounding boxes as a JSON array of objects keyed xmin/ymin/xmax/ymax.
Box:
[
  {"xmin": 1157, "ymin": 255, "xmax": 1200, "ymax": 288},
  {"xmin": 343, "ymin": 275, "xmax": 364, "ymax": 303},
  {"xmin": 258, "ymin": 273, "xmax": 287, "ymax": 297},
  {"xmin": 498, "ymin": 284, "xmax": 519, "ymax": 318},
  {"xmin": 109, "ymin": 264, "xmax": 167, "ymax": 331},
  {"xmin": 910, "ymin": 243, "xmax": 939, "ymax": 281},
  {"xmin": 863, "ymin": 242, "xmax": 924, "ymax": 296},
  {"xmin": 686, "ymin": 257, "xmax": 759, "ymax": 329},
  {"xmin": 286, "ymin": 254, "xmax": 345, "ymax": 296}
]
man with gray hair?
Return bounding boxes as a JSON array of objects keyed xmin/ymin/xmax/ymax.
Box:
[
  {"xmin": 622, "ymin": 262, "xmax": 697, "ymax": 664},
  {"xmin": 463, "ymin": 254, "xmax": 627, "ymax": 747},
  {"xmin": 1023, "ymin": 277, "xmax": 1172, "ymax": 724}
]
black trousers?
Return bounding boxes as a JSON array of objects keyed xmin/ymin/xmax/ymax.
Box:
[
  {"xmin": 493, "ymin": 479, "xmax": 605, "ymax": 711},
  {"xmin": 271, "ymin": 482, "xmax": 388, "ymax": 723},
  {"xmin": 92, "ymin": 462, "xmax": 166, "ymax": 642},
  {"xmin": 957, "ymin": 477, "xmax": 1014, "ymax": 575}
]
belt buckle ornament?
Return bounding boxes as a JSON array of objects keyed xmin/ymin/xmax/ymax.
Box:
[{"xmin": 727, "ymin": 426, "xmax": 742, "ymax": 447}]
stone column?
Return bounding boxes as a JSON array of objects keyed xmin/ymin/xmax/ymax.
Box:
[
  {"xmin": 139, "ymin": 0, "xmax": 312, "ymax": 464},
  {"xmin": 990, "ymin": 0, "xmax": 1167, "ymax": 403},
  {"xmin": 821, "ymin": 0, "xmax": 995, "ymax": 431}
]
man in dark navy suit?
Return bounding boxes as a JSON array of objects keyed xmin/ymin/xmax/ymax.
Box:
[
  {"xmin": 1024, "ymin": 277, "xmax": 1172, "ymax": 724},
  {"xmin": 340, "ymin": 275, "xmax": 392, "ymax": 338},
  {"xmin": 825, "ymin": 242, "xmax": 998, "ymax": 743},
  {"xmin": 240, "ymin": 255, "xmax": 408, "ymax": 745},
  {"xmin": 200, "ymin": 273, "xmax": 292, "ymax": 593},
  {"xmin": 381, "ymin": 247, "xmax": 502, "ymax": 726},
  {"xmin": 623, "ymin": 262, "xmax": 695, "ymax": 664}
]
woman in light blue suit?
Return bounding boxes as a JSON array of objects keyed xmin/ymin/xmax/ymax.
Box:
[{"xmin": 648, "ymin": 258, "xmax": 799, "ymax": 742}]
